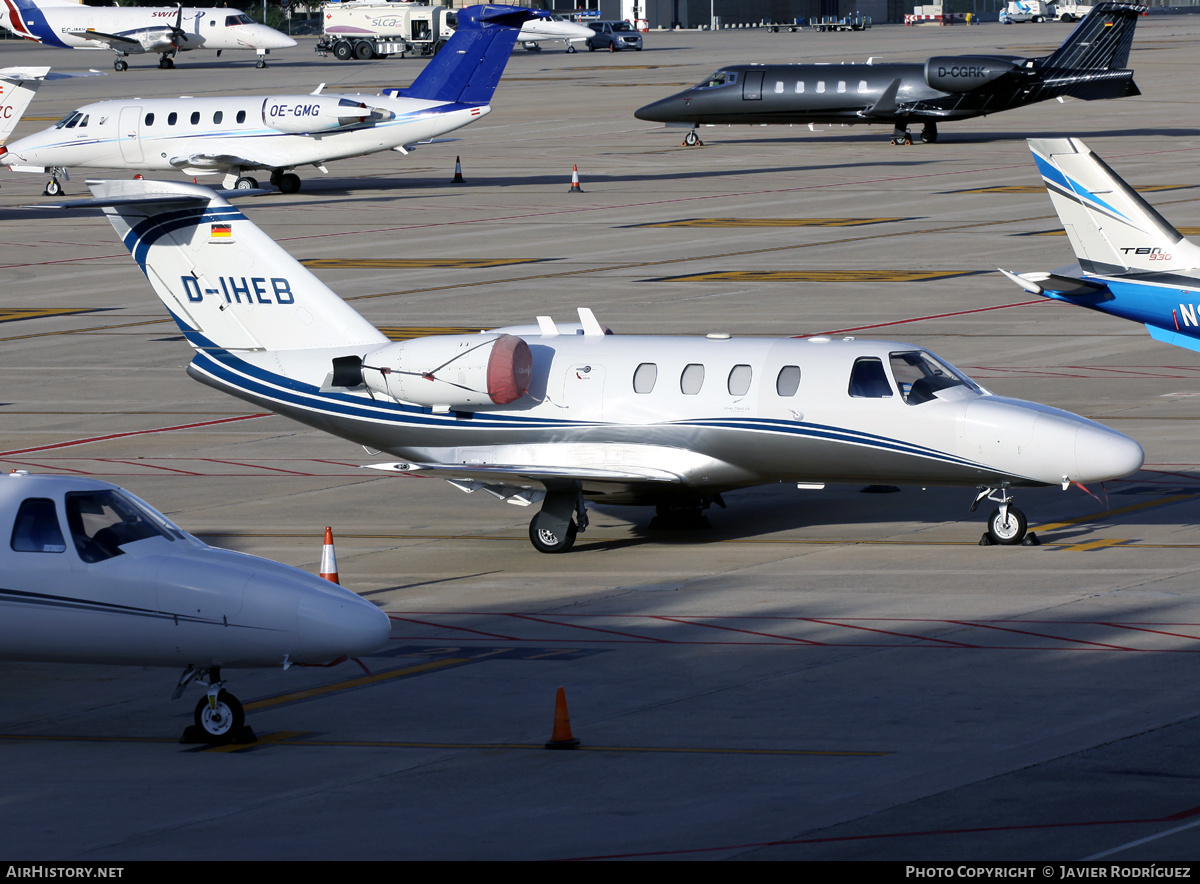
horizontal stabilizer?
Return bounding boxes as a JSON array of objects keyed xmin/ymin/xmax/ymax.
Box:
[
  {"xmin": 1028, "ymin": 137, "xmax": 1200, "ymax": 275},
  {"xmin": 1146, "ymin": 325, "xmax": 1200, "ymax": 354},
  {"xmin": 998, "ymin": 268, "xmax": 1111, "ymax": 300},
  {"xmin": 83, "ymin": 179, "xmax": 386, "ymax": 353}
]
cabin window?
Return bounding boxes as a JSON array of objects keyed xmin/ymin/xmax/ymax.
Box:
[
  {"xmin": 213, "ymin": 110, "xmax": 223, "ymax": 124},
  {"xmin": 837, "ymin": 81, "xmax": 846, "ymax": 93},
  {"xmin": 727, "ymin": 364, "xmax": 752, "ymax": 396},
  {"xmin": 776, "ymin": 365, "xmax": 801, "ymax": 397},
  {"xmin": 848, "ymin": 357, "xmax": 893, "ymax": 398},
  {"xmin": 145, "ymin": 112, "xmax": 155, "ymax": 126},
  {"xmin": 190, "ymin": 111, "xmax": 200, "ymax": 125},
  {"xmin": 10, "ymin": 498, "xmax": 66, "ymax": 554},
  {"xmin": 168, "ymin": 112, "xmax": 178, "ymax": 126},
  {"xmin": 774, "ymin": 81, "xmax": 783, "ymax": 94},
  {"xmin": 889, "ymin": 350, "xmax": 976, "ymax": 405},
  {"xmin": 680, "ymin": 364, "xmax": 704, "ymax": 395},
  {"xmin": 236, "ymin": 110, "xmax": 246, "ymax": 124},
  {"xmin": 816, "ymin": 81, "xmax": 825, "ymax": 94},
  {"xmin": 65, "ymin": 490, "xmax": 169, "ymax": 564},
  {"xmin": 633, "ymin": 363, "xmax": 657, "ymax": 394},
  {"xmin": 858, "ymin": 80, "xmax": 869, "ymax": 92},
  {"xmin": 795, "ymin": 81, "xmax": 803, "ymax": 93}
]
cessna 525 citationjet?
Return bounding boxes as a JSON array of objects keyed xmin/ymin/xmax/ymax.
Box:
[
  {"xmin": 1, "ymin": 4, "xmax": 546, "ymax": 195},
  {"xmin": 636, "ymin": 2, "xmax": 1144, "ymax": 146},
  {"xmin": 54, "ymin": 178, "xmax": 1143, "ymax": 552},
  {"xmin": 0, "ymin": 472, "xmax": 390, "ymax": 742},
  {"xmin": 0, "ymin": 0, "xmax": 295, "ymax": 71}
]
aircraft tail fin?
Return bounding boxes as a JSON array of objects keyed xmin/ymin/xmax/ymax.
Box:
[
  {"xmin": 0, "ymin": 67, "xmax": 50, "ymax": 144},
  {"xmin": 1028, "ymin": 137, "xmax": 1200, "ymax": 275},
  {"xmin": 1041, "ymin": 2, "xmax": 1145, "ymax": 71},
  {"xmin": 400, "ymin": 5, "xmax": 545, "ymax": 105},
  {"xmin": 81, "ymin": 179, "xmax": 387, "ymax": 353}
]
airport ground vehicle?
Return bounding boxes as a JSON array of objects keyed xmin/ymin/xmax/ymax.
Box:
[
  {"xmin": 1054, "ymin": 3, "xmax": 1095, "ymax": 21},
  {"xmin": 585, "ymin": 20, "xmax": 642, "ymax": 51},
  {"xmin": 1000, "ymin": 1, "xmax": 1053, "ymax": 22},
  {"xmin": 314, "ymin": 1, "xmax": 455, "ymax": 60}
]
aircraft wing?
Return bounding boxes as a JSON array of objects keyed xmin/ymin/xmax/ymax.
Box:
[
  {"xmin": 366, "ymin": 460, "xmax": 685, "ymax": 486},
  {"xmin": 65, "ymin": 28, "xmax": 174, "ymax": 53},
  {"xmin": 168, "ymin": 149, "xmax": 293, "ymax": 174}
]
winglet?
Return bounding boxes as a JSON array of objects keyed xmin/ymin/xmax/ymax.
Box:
[{"xmin": 859, "ymin": 78, "xmax": 902, "ymax": 118}]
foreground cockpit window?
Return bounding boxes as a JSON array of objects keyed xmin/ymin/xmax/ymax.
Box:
[
  {"xmin": 848, "ymin": 357, "xmax": 893, "ymax": 398},
  {"xmin": 65, "ymin": 490, "xmax": 172, "ymax": 564},
  {"xmin": 225, "ymin": 14, "xmax": 254, "ymax": 26},
  {"xmin": 54, "ymin": 112, "xmax": 83, "ymax": 130},
  {"xmin": 889, "ymin": 351, "xmax": 976, "ymax": 405},
  {"xmin": 11, "ymin": 498, "xmax": 66, "ymax": 553},
  {"xmin": 697, "ymin": 71, "xmax": 737, "ymax": 89}
]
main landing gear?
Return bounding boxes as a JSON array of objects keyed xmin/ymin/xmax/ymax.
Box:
[
  {"xmin": 113, "ymin": 56, "xmax": 129, "ymax": 72},
  {"xmin": 683, "ymin": 128, "xmax": 704, "ymax": 147},
  {"xmin": 175, "ymin": 665, "xmax": 255, "ymax": 744},
  {"xmin": 971, "ymin": 485, "xmax": 1039, "ymax": 546},
  {"xmin": 270, "ymin": 170, "xmax": 302, "ymax": 194},
  {"xmin": 528, "ymin": 484, "xmax": 588, "ymax": 553},
  {"xmin": 891, "ymin": 123, "xmax": 938, "ymax": 145},
  {"xmin": 157, "ymin": 53, "xmax": 175, "ymax": 70},
  {"xmin": 921, "ymin": 122, "xmax": 938, "ymax": 143}
]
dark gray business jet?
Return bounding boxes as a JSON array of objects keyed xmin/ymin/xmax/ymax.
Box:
[{"xmin": 635, "ymin": 2, "xmax": 1144, "ymax": 146}]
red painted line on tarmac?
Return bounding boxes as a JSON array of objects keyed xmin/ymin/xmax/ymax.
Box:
[
  {"xmin": 91, "ymin": 458, "xmax": 204, "ymax": 476},
  {"xmin": 504, "ymin": 613, "xmax": 673, "ymax": 643},
  {"xmin": 0, "ymin": 458, "xmax": 93, "ymax": 474},
  {"xmin": 797, "ymin": 618, "xmax": 980, "ymax": 648},
  {"xmin": 195, "ymin": 457, "xmax": 315, "ymax": 476},
  {"xmin": 0, "ymin": 414, "xmax": 270, "ymax": 457},
  {"xmin": 945, "ymin": 620, "xmax": 1138, "ymax": 651},
  {"xmin": 562, "ymin": 803, "xmax": 1200, "ymax": 860},
  {"xmin": 796, "ymin": 298, "xmax": 1048, "ymax": 338},
  {"xmin": 649, "ymin": 615, "xmax": 825, "ymax": 645},
  {"xmin": 1099, "ymin": 622, "xmax": 1200, "ymax": 642},
  {"xmin": 386, "ymin": 615, "xmax": 520, "ymax": 641}
]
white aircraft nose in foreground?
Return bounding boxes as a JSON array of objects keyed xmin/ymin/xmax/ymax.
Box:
[
  {"xmin": 0, "ymin": 471, "xmax": 392, "ymax": 742},
  {"xmin": 0, "ymin": 0, "xmax": 295, "ymax": 70},
  {"xmin": 57, "ymin": 178, "xmax": 1143, "ymax": 551}
]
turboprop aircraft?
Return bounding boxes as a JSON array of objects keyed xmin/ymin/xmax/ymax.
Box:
[
  {"xmin": 635, "ymin": 2, "xmax": 1144, "ymax": 146},
  {"xmin": 1001, "ymin": 138, "xmax": 1200, "ymax": 353},
  {"xmin": 49, "ymin": 177, "xmax": 1144, "ymax": 552},
  {"xmin": 0, "ymin": 4, "xmax": 548, "ymax": 196},
  {"xmin": 0, "ymin": 471, "xmax": 391, "ymax": 742},
  {"xmin": 0, "ymin": 0, "xmax": 296, "ymax": 71}
]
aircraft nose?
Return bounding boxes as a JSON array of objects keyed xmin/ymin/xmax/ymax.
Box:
[
  {"xmin": 253, "ymin": 26, "xmax": 297, "ymax": 48},
  {"xmin": 296, "ymin": 584, "xmax": 391, "ymax": 661},
  {"xmin": 635, "ymin": 93, "xmax": 691, "ymax": 123},
  {"xmin": 1074, "ymin": 424, "xmax": 1144, "ymax": 483}
]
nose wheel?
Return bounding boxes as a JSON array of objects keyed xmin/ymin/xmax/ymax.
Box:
[
  {"xmin": 175, "ymin": 666, "xmax": 256, "ymax": 744},
  {"xmin": 683, "ymin": 129, "xmax": 703, "ymax": 147},
  {"xmin": 971, "ymin": 486, "xmax": 1038, "ymax": 546}
]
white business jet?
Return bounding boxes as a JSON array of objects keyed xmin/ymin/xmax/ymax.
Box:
[
  {"xmin": 0, "ymin": 0, "xmax": 295, "ymax": 71},
  {"xmin": 515, "ymin": 14, "xmax": 593, "ymax": 52},
  {"xmin": 1, "ymin": 4, "xmax": 546, "ymax": 196},
  {"xmin": 0, "ymin": 472, "xmax": 391, "ymax": 742},
  {"xmin": 57, "ymin": 178, "xmax": 1144, "ymax": 552}
]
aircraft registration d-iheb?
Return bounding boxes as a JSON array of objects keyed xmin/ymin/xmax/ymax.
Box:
[
  {"xmin": 0, "ymin": 0, "xmax": 295, "ymax": 71},
  {"xmin": 1001, "ymin": 138, "xmax": 1200, "ymax": 353},
  {"xmin": 58, "ymin": 178, "xmax": 1143, "ymax": 552},
  {"xmin": 635, "ymin": 2, "xmax": 1145, "ymax": 146},
  {"xmin": 0, "ymin": 4, "xmax": 548, "ymax": 196},
  {"xmin": 0, "ymin": 471, "xmax": 391, "ymax": 742}
]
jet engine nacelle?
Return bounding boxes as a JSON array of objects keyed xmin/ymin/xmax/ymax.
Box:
[
  {"xmin": 261, "ymin": 96, "xmax": 393, "ymax": 133},
  {"xmin": 362, "ymin": 333, "xmax": 533, "ymax": 410},
  {"xmin": 924, "ymin": 57, "xmax": 1019, "ymax": 93}
]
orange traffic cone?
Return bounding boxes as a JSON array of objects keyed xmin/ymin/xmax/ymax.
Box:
[
  {"xmin": 319, "ymin": 526, "xmax": 339, "ymax": 584},
  {"xmin": 452, "ymin": 156, "xmax": 465, "ymax": 184},
  {"xmin": 545, "ymin": 686, "xmax": 580, "ymax": 749},
  {"xmin": 567, "ymin": 164, "xmax": 584, "ymax": 194}
]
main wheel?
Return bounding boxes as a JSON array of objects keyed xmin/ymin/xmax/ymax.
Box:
[
  {"xmin": 921, "ymin": 125, "xmax": 938, "ymax": 144},
  {"xmin": 194, "ymin": 690, "xmax": 245, "ymax": 741},
  {"xmin": 43, "ymin": 178, "xmax": 61, "ymax": 197},
  {"xmin": 114, "ymin": 58, "xmax": 128, "ymax": 72},
  {"xmin": 987, "ymin": 506, "xmax": 1027, "ymax": 545},
  {"xmin": 277, "ymin": 173, "xmax": 301, "ymax": 194},
  {"xmin": 529, "ymin": 517, "xmax": 577, "ymax": 554},
  {"xmin": 234, "ymin": 176, "xmax": 258, "ymax": 190},
  {"xmin": 333, "ymin": 40, "xmax": 353, "ymax": 61}
]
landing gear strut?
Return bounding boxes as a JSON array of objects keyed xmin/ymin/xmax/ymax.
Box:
[
  {"xmin": 971, "ymin": 485, "xmax": 1038, "ymax": 546},
  {"xmin": 175, "ymin": 666, "xmax": 255, "ymax": 744},
  {"xmin": 890, "ymin": 124, "xmax": 912, "ymax": 146},
  {"xmin": 528, "ymin": 484, "xmax": 587, "ymax": 553},
  {"xmin": 683, "ymin": 128, "xmax": 703, "ymax": 147}
]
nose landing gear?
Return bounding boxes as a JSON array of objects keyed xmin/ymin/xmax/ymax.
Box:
[
  {"xmin": 971, "ymin": 485, "xmax": 1039, "ymax": 546},
  {"xmin": 175, "ymin": 666, "xmax": 256, "ymax": 744}
]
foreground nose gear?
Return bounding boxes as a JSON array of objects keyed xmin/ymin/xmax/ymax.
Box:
[{"xmin": 971, "ymin": 484, "xmax": 1039, "ymax": 546}]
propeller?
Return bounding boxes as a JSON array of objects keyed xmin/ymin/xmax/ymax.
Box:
[{"xmin": 168, "ymin": 4, "xmax": 185, "ymax": 50}]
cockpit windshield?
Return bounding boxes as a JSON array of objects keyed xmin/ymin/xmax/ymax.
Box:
[
  {"xmin": 225, "ymin": 13, "xmax": 254, "ymax": 26},
  {"xmin": 889, "ymin": 351, "xmax": 979, "ymax": 405},
  {"xmin": 54, "ymin": 111, "xmax": 84, "ymax": 129},
  {"xmin": 697, "ymin": 70, "xmax": 737, "ymax": 89},
  {"xmin": 64, "ymin": 489, "xmax": 180, "ymax": 563}
]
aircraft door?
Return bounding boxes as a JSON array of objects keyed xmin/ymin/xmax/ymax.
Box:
[
  {"xmin": 118, "ymin": 106, "xmax": 143, "ymax": 164},
  {"xmin": 742, "ymin": 70, "xmax": 764, "ymax": 100},
  {"xmin": 561, "ymin": 363, "xmax": 605, "ymax": 421}
]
